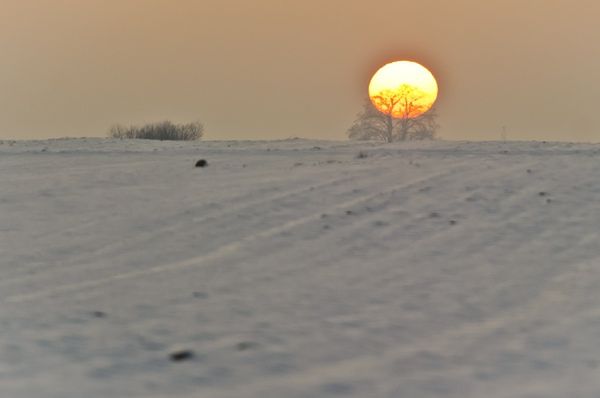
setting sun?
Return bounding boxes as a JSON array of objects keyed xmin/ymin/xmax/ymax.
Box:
[{"xmin": 368, "ymin": 61, "xmax": 438, "ymax": 119}]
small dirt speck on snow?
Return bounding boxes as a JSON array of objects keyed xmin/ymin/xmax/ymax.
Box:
[{"xmin": 192, "ymin": 291, "xmax": 209, "ymax": 299}]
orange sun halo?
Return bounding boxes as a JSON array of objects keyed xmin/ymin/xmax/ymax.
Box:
[{"xmin": 368, "ymin": 61, "xmax": 438, "ymax": 119}]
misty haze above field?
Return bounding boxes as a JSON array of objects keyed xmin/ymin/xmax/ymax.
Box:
[{"xmin": 1, "ymin": 0, "xmax": 599, "ymax": 141}]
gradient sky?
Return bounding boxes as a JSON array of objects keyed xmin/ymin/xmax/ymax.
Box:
[{"xmin": 2, "ymin": 0, "xmax": 599, "ymax": 141}]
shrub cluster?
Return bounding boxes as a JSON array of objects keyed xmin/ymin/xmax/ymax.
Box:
[{"xmin": 109, "ymin": 121, "xmax": 204, "ymax": 141}]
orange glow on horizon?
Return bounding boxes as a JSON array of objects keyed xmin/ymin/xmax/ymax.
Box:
[{"xmin": 368, "ymin": 61, "xmax": 438, "ymax": 119}]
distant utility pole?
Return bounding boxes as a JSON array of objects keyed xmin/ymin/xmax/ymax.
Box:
[{"xmin": 501, "ymin": 125, "xmax": 507, "ymax": 141}]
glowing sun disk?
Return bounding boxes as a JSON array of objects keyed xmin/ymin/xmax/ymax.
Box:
[{"xmin": 369, "ymin": 61, "xmax": 438, "ymax": 119}]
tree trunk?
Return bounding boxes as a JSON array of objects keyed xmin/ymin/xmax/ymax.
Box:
[
  {"xmin": 399, "ymin": 118, "xmax": 410, "ymax": 141},
  {"xmin": 385, "ymin": 114, "xmax": 394, "ymax": 143}
]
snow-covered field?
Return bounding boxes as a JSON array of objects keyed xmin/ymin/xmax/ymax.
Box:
[{"xmin": 2, "ymin": 138, "xmax": 600, "ymax": 398}]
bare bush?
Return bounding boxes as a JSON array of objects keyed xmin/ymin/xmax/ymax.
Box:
[{"xmin": 109, "ymin": 120, "xmax": 204, "ymax": 141}]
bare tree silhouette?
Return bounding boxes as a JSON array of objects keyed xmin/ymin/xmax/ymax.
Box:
[{"xmin": 348, "ymin": 85, "xmax": 438, "ymax": 142}]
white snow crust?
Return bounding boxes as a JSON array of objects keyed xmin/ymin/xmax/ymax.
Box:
[{"xmin": 2, "ymin": 138, "xmax": 600, "ymax": 397}]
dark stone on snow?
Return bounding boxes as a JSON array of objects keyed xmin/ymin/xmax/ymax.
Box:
[
  {"xmin": 195, "ymin": 159, "xmax": 208, "ymax": 167},
  {"xmin": 170, "ymin": 350, "xmax": 195, "ymax": 362},
  {"xmin": 91, "ymin": 311, "xmax": 106, "ymax": 318}
]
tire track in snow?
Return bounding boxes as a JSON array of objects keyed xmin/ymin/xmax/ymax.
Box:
[
  {"xmin": 0, "ymin": 161, "xmax": 398, "ymax": 291},
  {"xmin": 4, "ymin": 163, "xmax": 470, "ymax": 304},
  {"xmin": 65, "ymin": 172, "xmax": 368, "ymax": 261},
  {"xmin": 0, "ymin": 173, "xmax": 365, "ymax": 286},
  {"xmin": 199, "ymin": 254, "xmax": 600, "ymax": 398}
]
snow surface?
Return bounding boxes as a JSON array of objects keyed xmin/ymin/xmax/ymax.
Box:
[{"xmin": 2, "ymin": 138, "xmax": 600, "ymax": 397}]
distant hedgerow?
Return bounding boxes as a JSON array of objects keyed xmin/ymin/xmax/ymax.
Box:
[{"xmin": 109, "ymin": 120, "xmax": 204, "ymax": 141}]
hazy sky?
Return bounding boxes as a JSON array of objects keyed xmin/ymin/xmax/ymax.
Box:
[{"xmin": 2, "ymin": 0, "xmax": 599, "ymax": 141}]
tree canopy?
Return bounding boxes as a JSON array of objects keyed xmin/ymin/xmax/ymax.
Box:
[{"xmin": 348, "ymin": 92, "xmax": 438, "ymax": 143}]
